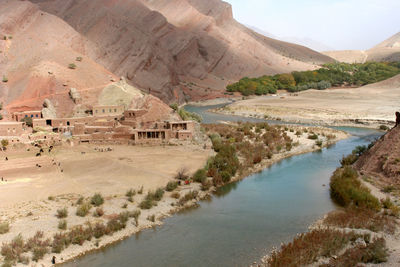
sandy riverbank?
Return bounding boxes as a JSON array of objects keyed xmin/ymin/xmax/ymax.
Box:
[
  {"xmin": 211, "ymin": 79, "xmax": 400, "ymax": 129},
  {"xmin": 0, "ymin": 126, "xmax": 348, "ymax": 266}
]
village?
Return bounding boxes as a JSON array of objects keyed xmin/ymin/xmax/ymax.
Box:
[{"xmin": 0, "ymin": 103, "xmax": 196, "ymax": 147}]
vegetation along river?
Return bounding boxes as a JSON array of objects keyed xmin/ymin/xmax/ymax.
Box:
[{"xmin": 64, "ymin": 104, "xmax": 382, "ymax": 267}]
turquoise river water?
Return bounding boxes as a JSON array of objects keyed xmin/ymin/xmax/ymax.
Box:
[{"xmin": 64, "ymin": 104, "xmax": 382, "ymax": 267}]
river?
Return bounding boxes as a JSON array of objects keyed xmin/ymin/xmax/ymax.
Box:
[{"xmin": 64, "ymin": 105, "xmax": 382, "ymax": 267}]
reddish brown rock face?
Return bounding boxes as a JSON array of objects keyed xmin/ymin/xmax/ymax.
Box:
[
  {"xmin": 29, "ymin": 0, "xmax": 333, "ymax": 103},
  {"xmin": 355, "ymin": 126, "xmax": 400, "ymax": 184},
  {"xmin": 1, "ymin": 0, "xmax": 334, "ymax": 116}
]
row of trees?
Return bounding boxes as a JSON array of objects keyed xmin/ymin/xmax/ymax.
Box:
[{"xmin": 226, "ymin": 62, "xmax": 400, "ymax": 96}]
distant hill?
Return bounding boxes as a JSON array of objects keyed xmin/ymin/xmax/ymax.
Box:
[{"xmin": 323, "ymin": 32, "xmax": 400, "ymax": 63}]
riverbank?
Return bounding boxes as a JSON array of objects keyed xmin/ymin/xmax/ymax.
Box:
[
  {"xmin": 210, "ymin": 84, "xmax": 399, "ymax": 129},
  {"xmin": 256, "ymin": 133, "xmax": 400, "ymax": 266},
  {"xmin": 0, "ymin": 124, "xmax": 348, "ymax": 266}
]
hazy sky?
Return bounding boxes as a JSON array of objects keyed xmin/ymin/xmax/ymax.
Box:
[{"xmin": 224, "ymin": 0, "xmax": 400, "ymax": 50}]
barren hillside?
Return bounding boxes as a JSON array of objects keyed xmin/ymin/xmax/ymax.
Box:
[
  {"xmin": 29, "ymin": 0, "xmax": 333, "ymax": 103},
  {"xmin": 323, "ymin": 32, "xmax": 400, "ymax": 63},
  {"xmin": 355, "ymin": 125, "xmax": 400, "ymax": 184}
]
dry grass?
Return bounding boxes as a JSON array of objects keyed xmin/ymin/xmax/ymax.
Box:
[
  {"xmin": 324, "ymin": 208, "xmax": 397, "ymax": 234},
  {"xmin": 267, "ymin": 229, "xmax": 367, "ymax": 266}
]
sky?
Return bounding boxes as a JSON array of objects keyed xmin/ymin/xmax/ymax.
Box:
[{"xmin": 224, "ymin": 0, "xmax": 400, "ymax": 51}]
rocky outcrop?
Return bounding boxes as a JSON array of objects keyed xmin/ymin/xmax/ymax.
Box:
[
  {"xmin": 354, "ymin": 124, "xmax": 400, "ymax": 184},
  {"xmin": 41, "ymin": 98, "xmax": 57, "ymax": 118}
]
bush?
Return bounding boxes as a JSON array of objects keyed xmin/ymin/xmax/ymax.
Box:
[
  {"xmin": 52, "ymin": 232, "xmax": 70, "ymax": 253},
  {"xmin": 68, "ymin": 63, "xmax": 77, "ymax": 69},
  {"xmin": 76, "ymin": 196, "xmax": 84, "ymax": 205},
  {"xmin": 315, "ymin": 140, "xmax": 323, "ymax": 147},
  {"xmin": 56, "ymin": 207, "xmax": 68, "ymax": 218},
  {"xmin": 126, "ymin": 189, "xmax": 136, "ymax": 198},
  {"xmin": 171, "ymin": 192, "xmax": 180, "ymax": 199},
  {"xmin": 308, "ymin": 134, "xmax": 318, "ymax": 140},
  {"xmin": 330, "ymin": 166, "xmax": 381, "ymax": 211},
  {"xmin": 178, "ymin": 108, "xmax": 202, "ymax": 123},
  {"xmin": 76, "ymin": 202, "xmax": 92, "ymax": 217},
  {"xmin": 192, "ymin": 169, "xmax": 207, "ymax": 184},
  {"xmin": 0, "ymin": 221, "xmax": 9, "ymax": 234},
  {"xmin": 58, "ymin": 220, "xmax": 67, "ymax": 230},
  {"xmin": 175, "ymin": 168, "xmax": 189, "ymax": 180},
  {"xmin": 267, "ymin": 229, "xmax": 365, "ymax": 266},
  {"xmin": 2, "ymin": 75, "xmax": 8, "ymax": 83},
  {"xmin": 69, "ymin": 225, "xmax": 93, "ymax": 245},
  {"xmin": 147, "ymin": 215, "xmax": 155, "ymax": 222},
  {"xmin": 129, "ymin": 210, "xmax": 141, "ymax": 226},
  {"xmin": 169, "ymin": 103, "xmax": 178, "ymax": 111},
  {"xmin": 21, "ymin": 116, "xmax": 33, "ymax": 127},
  {"xmin": 76, "ymin": 56, "xmax": 83, "ymax": 62},
  {"xmin": 178, "ymin": 191, "xmax": 199, "ymax": 206},
  {"xmin": 90, "ymin": 193, "xmax": 104, "ymax": 207},
  {"xmin": 166, "ymin": 181, "xmax": 178, "ymax": 192},
  {"xmin": 93, "ymin": 222, "xmax": 108, "ymax": 239},
  {"xmin": 379, "ymin": 125, "xmax": 389, "ymax": 131},
  {"xmin": 329, "ymin": 237, "xmax": 388, "ymax": 265}
]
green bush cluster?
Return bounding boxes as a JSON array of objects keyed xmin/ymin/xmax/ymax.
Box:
[
  {"xmin": 227, "ymin": 62, "xmax": 400, "ymax": 95},
  {"xmin": 139, "ymin": 188, "xmax": 165, "ymax": 209},
  {"xmin": 178, "ymin": 108, "xmax": 202, "ymax": 123},
  {"xmin": 330, "ymin": 166, "xmax": 381, "ymax": 211}
]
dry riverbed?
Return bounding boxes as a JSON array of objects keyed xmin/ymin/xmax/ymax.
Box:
[{"xmin": 0, "ymin": 126, "xmax": 348, "ymax": 266}]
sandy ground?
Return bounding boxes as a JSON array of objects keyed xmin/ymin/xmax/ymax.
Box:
[
  {"xmin": 0, "ymin": 144, "xmax": 212, "ymax": 208},
  {"xmin": 0, "ymin": 127, "xmax": 348, "ymax": 266},
  {"xmin": 214, "ymin": 79, "xmax": 400, "ymax": 128}
]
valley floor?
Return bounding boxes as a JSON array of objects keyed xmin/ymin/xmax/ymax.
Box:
[
  {"xmin": 213, "ymin": 82, "xmax": 400, "ymax": 128},
  {"xmin": 0, "ymin": 126, "xmax": 347, "ymax": 266}
]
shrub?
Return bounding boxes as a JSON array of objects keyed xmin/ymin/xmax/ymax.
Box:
[
  {"xmin": 106, "ymin": 213, "xmax": 128, "ymax": 233},
  {"xmin": 330, "ymin": 166, "xmax": 381, "ymax": 211},
  {"xmin": 340, "ymin": 153, "xmax": 359, "ymax": 166},
  {"xmin": 56, "ymin": 207, "xmax": 68, "ymax": 218},
  {"xmin": 69, "ymin": 225, "xmax": 92, "ymax": 245},
  {"xmin": 220, "ymin": 171, "xmax": 231, "ymax": 183},
  {"xmin": 315, "ymin": 140, "xmax": 323, "ymax": 147},
  {"xmin": 308, "ymin": 134, "xmax": 318, "ymax": 140},
  {"xmin": 192, "ymin": 169, "xmax": 207, "ymax": 184},
  {"xmin": 129, "ymin": 210, "xmax": 141, "ymax": 226},
  {"xmin": 0, "ymin": 221, "xmax": 9, "ymax": 234},
  {"xmin": 139, "ymin": 198, "xmax": 153, "ymax": 210},
  {"xmin": 52, "ymin": 232, "xmax": 70, "ymax": 253},
  {"xmin": 328, "ymin": 237, "xmax": 388, "ymax": 265},
  {"xmin": 147, "ymin": 215, "xmax": 155, "ymax": 222},
  {"xmin": 93, "ymin": 207, "xmax": 104, "ymax": 217},
  {"xmin": 68, "ymin": 63, "xmax": 77, "ymax": 69},
  {"xmin": 178, "ymin": 191, "xmax": 198, "ymax": 206},
  {"xmin": 267, "ymin": 229, "xmax": 365, "ymax": 266},
  {"xmin": 76, "ymin": 202, "xmax": 92, "ymax": 217},
  {"xmin": 2, "ymin": 75, "xmax": 8, "ymax": 83},
  {"xmin": 1, "ymin": 139, "xmax": 9, "ymax": 149},
  {"xmin": 76, "ymin": 196, "xmax": 84, "ymax": 205},
  {"xmin": 379, "ymin": 125, "xmax": 389, "ymax": 131},
  {"xmin": 166, "ymin": 181, "xmax": 178, "ymax": 192},
  {"xmin": 126, "ymin": 189, "xmax": 136, "ymax": 197},
  {"xmin": 76, "ymin": 56, "xmax": 83, "ymax": 62},
  {"xmin": 175, "ymin": 168, "xmax": 189, "ymax": 180},
  {"xmin": 122, "ymin": 203, "xmax": 128, "ymax": 209},
  {"xmin": 90, "ymin": 193, "xmax": 104, "ymax": 207},
  {"xmin": 58, "ymin": 220, "xmax": 67, "ymax": 230},
  {"xmin": 171, "ymin": 192, "xmax": 180, "ymax": 199},
  {"xmin": 169, "ymin": 103, "xmax": 178, "ymax": 111},
  {"xmin": 138, "ymin": 186, "xmax": 143, "ymax": 194},
  {"xmin": 93, "ymin": 222, "xmax": 108, "ymax": 239}
]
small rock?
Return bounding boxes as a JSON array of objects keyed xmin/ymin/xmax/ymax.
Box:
[{"xmin": 355, "ymin": 237, "xmax": 367, "ymax": 247}]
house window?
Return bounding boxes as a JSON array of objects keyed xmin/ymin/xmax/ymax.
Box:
[
  {"xmin": 114, "ymin": 109, "xmax": 117, "ymax": 112},
  {"xmin": 109, "ymin": 109, "xmax": 112, "ymax": 112},
  {"xmin": 36, "ymin": 114, "xmax": 39, "ymax": 117},
  {"xmin": 25, "ymin": 115, "xmax": 28, "ymax": 118},
  {"xmin": 102, "ymin": 109, "xmax": 105, "ymax": 113},
  {"xmin": 31, "ymin": 115, "xmax": 34, "ymax": 118}
]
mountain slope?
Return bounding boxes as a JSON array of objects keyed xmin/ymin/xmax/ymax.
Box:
[
  {"xmin": 0, "ymin": 0, "xmax": 118, "ymax": 117},
  {"xmin": 355, "ymin": 125, "xmax": 400, "ymax": 184},
  {"xmin": 30, "ymin": 0, "xmax": 334, "ymax": 103},
  {"xmin": 323, "ymin": 32, "xmax": 400, "ymax": 63}
]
